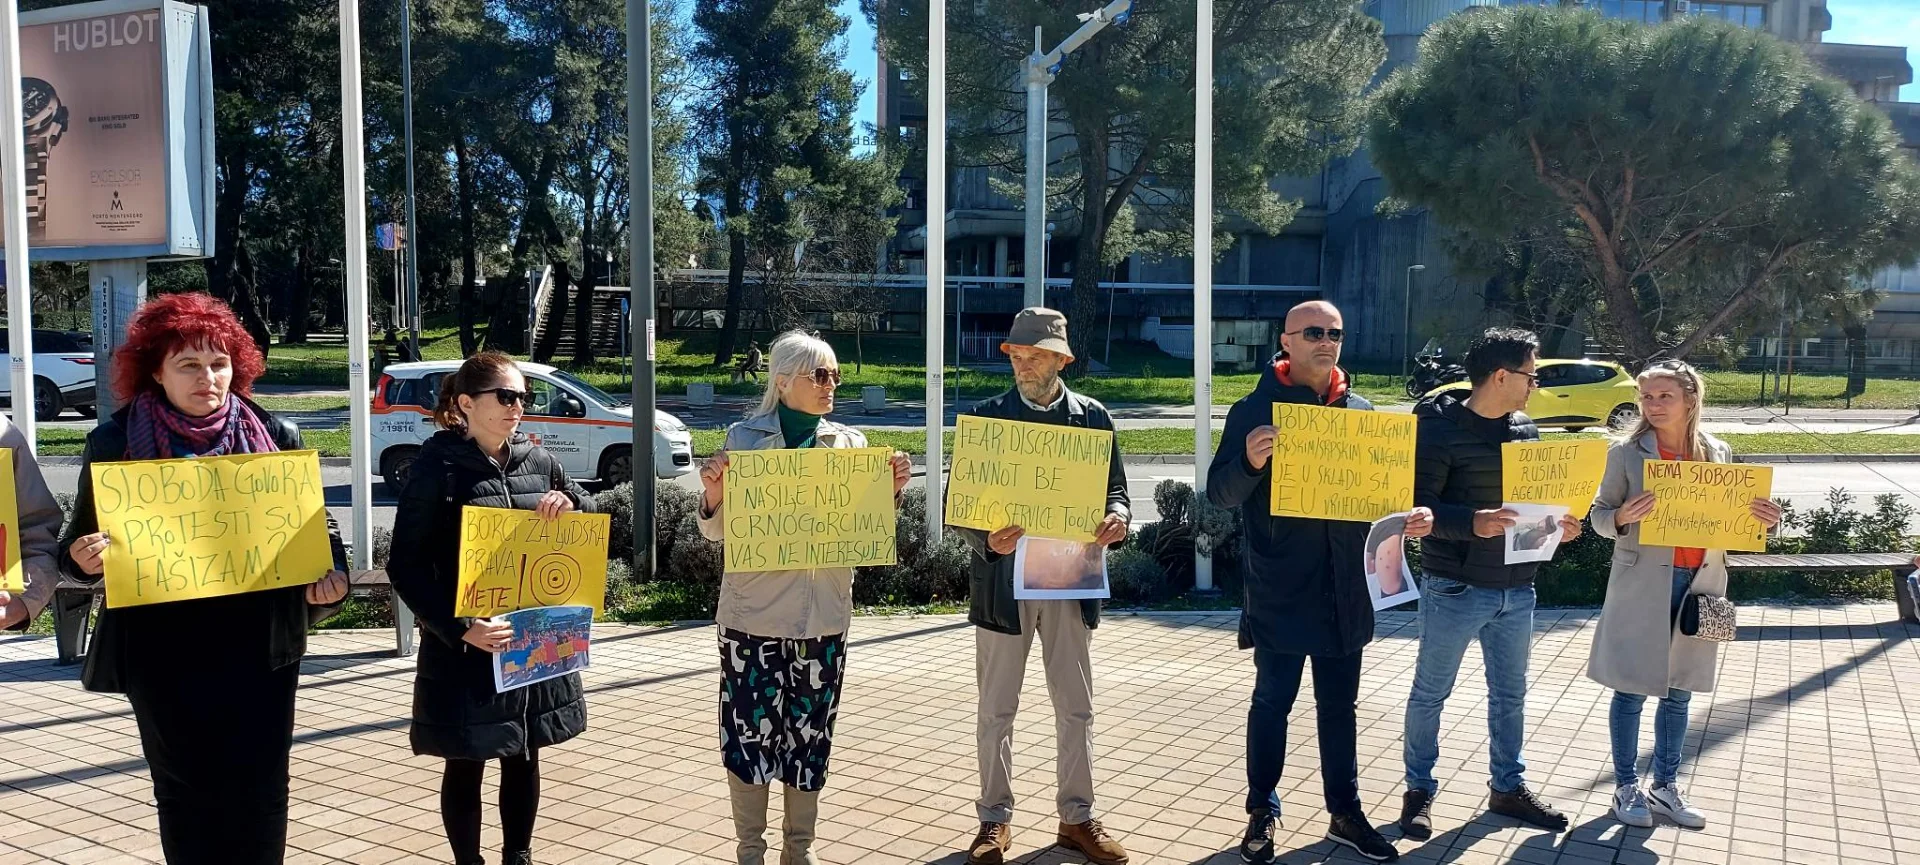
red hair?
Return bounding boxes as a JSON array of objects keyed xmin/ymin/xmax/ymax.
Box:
[{"xmin": 110, "ymin": 293, "xmax": 266, "ymax": 402}]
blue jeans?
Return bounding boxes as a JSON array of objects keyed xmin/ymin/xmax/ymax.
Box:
[
  {"xmin": 1403, "ymin": 574, "xmax": 1536, "ymax": 795},
  {"xmin": 1609, "ymin": 567, "xmax": 1698, "ymax": 787}
]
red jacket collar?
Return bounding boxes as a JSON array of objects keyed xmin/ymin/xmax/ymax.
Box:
[{"xmin": 1275, "ymin": 358, "xmax": 1349, "ymax": 405}]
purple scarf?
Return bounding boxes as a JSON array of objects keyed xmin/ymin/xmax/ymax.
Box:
[{"xmin": 126, "ymin": 390, "xmax": 278, "ymax": 460}]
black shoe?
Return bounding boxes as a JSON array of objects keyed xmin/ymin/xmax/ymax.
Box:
[
  {"xmin": 1327, "ymin": 811, "xmax": 1399, "ymax": 862},
  {"xmin": 501, "ymin": 853, "xmax": 532, "ymax": 865},
  {"xmin": 1239, "ymin": 809, "xmax": 1277, "ymax": 864},
  {"xmin": 1398, "ymin": 789, "xmax": 1433, "ymax": 841},
  {"xmin": 1488, "ymin": 784, "xmax": 1570, "ymax": 832}
]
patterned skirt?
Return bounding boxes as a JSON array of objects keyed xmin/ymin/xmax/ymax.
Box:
[{"xmin": 718, "ymin": 629, "xmax": 848, "ymax": 791}]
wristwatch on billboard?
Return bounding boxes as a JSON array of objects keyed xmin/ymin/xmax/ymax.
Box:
[{"xmin": 20, "ymin": 78, "xmax": 69, "ymax": 237}]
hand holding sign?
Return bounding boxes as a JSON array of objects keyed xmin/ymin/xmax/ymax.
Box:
[
  {"xmin": 1641, "ymin": 461, "xmax": 1775, "ymax": 552},
  {"xmin": 93, "ymin": 451, "xmax": 333, "ymax": 608},
  {"xmin": 306, "ymin": 571, "xmax": 349, "ymax": 605},
  {"xmin": 1268, "ymin": 405, "xmax": 1416, "ymax": 523},
  {"xmin": 456, "ymin": 507, "xmax": 611, "ymax": 617}
]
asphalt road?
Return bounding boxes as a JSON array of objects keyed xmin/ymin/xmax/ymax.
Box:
[{"xmin": 36, "ymin": 459, "xmax": 1920, "ymax": 542}]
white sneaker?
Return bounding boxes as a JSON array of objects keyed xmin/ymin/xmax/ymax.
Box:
[
  {"xmin": 1649, "ymin": 783, "xmax": 1707, "ymax": 829},
  {"xmin": 1613, "ymin": 783, "xmax": 1653, "ymax": 828}
]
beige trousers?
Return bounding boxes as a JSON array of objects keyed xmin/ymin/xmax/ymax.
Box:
[{"xmin": 975, "ymin": 600, "xmax": 1096, "ymax": 825}]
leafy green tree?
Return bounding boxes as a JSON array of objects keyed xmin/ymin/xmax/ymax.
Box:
[
  {"xmin": 1370, "ymin": 6, "xmax": 1920, "ymax": 365},
  {"xmin": 868, "ymin": 0, "xmax": 1383, "ymax": 367},
  {"xmin": 694, "ymin": 0, "xmax": 871, "ymax": 367}
]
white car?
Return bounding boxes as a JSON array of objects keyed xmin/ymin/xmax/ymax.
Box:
[
  {"xmin": 371, "ymin": 360, "xmax": 695, "ymax": 490},
  {"xmin": 0, "ymin": 329, "xmax": 98, "ymax": 421}
]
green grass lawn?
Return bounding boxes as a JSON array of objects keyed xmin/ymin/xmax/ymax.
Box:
[
  {"xmin": 245, "ymin": 322, "xmax": 1920, "ymax": 413},
  {"xmin": 34, "ymin": 427, "xmax": 351, "ymax": 457}
]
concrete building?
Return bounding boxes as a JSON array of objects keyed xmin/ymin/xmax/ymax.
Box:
[{"xmin": 876, "ymin": 0, "xmax": 1920, "ymax": 371}]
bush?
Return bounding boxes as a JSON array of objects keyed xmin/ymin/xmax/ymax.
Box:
[
  {"xmin": 1533, "ymin": 525, "xmax": 1614, "ymax": 607},
  {"xmin": 597, "ymin": 482, "xmax": 707, "ymax": 574},
  {"xmin": 1108, "ymin": 545, "xmax": 1167, "ymax": 604},
  {"xmin": 853, "ymin": 488, "xmax": 969, "ymax": 607},
  {"xmin": 1125, "ymin": 479, "xmax": 1242, "ymax": 597},
  {"xmin": 372, "ymin": 527, "xmax": 392, "ymax": 568}
]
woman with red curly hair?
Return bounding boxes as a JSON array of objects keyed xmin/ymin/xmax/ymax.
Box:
[{"xmin": 58, "ymin": 292, "xmax": 350, "ymax": 865}]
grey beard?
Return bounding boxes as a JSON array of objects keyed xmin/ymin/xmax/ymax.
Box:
[{"xmin": 1017, "ymin": 377, "xmax": 1063, "ymax": 405}]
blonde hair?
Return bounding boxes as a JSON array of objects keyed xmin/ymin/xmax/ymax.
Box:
[
  {"xmin": 751, "ymin": 330, "xmax": 838, "ymax": 418},
  {"xmin": 1624, "ymin": 360, "xmax": 1707, "ymax": 459}
]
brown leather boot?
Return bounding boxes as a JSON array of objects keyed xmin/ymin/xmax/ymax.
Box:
[
  {"xmin": 1057, "ymin": 819, "xmax": 1128, "ymax": 865},
  {"xmin": 965, "ymin": 821, "xmax": 1012, "ymax": 865}
]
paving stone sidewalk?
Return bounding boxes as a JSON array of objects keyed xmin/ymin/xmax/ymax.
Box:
[{"xmin": 2, "ymin": 605, "xmax": 1917, "ymax": 865}]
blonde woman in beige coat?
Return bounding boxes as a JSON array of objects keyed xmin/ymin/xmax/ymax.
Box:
[
  {"xmin": 1588, "ymin": 361, "xmax": 1782, "ymax": 831},
  {"xmin": 698, "ymin": 330, "xmax": 912, "ymax": 865}
]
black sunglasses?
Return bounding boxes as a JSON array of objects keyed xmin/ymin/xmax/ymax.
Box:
[
  {"xmin": 1285, "ymin": 326, "xmax": 1345, "ymax": 344},
  {"xmin": 470, "ymin": 387, "xmax": 535, "ymax": 408}
]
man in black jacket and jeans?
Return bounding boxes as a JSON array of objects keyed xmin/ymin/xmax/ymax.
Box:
[
  {"xmin": 959, "ymin": 308, "xmax": 1131, "ymax": 865},
  {"xmin": 1398, "ymin": 328, "xmax": 1581, "ymax": 840},
  {"xmin": 1210, "ymin": 300, "xmax": 1432, "ymax": 864}
]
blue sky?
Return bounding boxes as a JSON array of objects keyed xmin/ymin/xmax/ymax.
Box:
[
  {"xmin": 831, "ymin": 0, "xmax": 1920, "ymax": 126},
  {"xmin": 1825, "ymin": 0, "xmax": 1920, "ymax": 100},
  {"xmin": 839, "ymin": 0, "xmax": 881, "ymax": 136}
]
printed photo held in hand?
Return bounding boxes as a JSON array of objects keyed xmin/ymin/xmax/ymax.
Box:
[
  {"xmin": 1012, "ymin": 536, "xmax": 1109, "ymax": 600},
  {"xmin": 1503, "ymin": 502, "xmax": 1570, "ymax": 564},
  {"xmin": 1364, "ymin": 513, "xmax": 1419, "ymax": 610},
  {"xmin": 493, "ymin": 605, "xmax": 593, "ymax": 693}
]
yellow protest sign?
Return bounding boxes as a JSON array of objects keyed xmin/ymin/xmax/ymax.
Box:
[
  {"xmin": 0, "ymin": 450, "xmax": 20, "ymax": 595},
  {"xmin": 724, "ymin": 447, "xmax": 898, "ymax": 572},
  {"xmin": 1269, "ymin": 404, "xmax": 1416, "ymax": 522},
  {"xmin": 93, "ymin": 451, "xmax": 332, "ymax": 608},
  {"xmin": 1503, "ymin": 440, "xmax": 1609, "ymax": 518},
  {"xmin": 456, "ymin": 507, "xmax": 612, "ymax": 617},
  {"xmin": 945, "ymin": 415, "xmax": 1113, "ymax": 542},
  {"xmin": 1641, "ymin": 460, "xmax": 1775, "ymax": 552}
]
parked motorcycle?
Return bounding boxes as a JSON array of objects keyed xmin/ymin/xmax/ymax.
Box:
[{"xmin": 1405, "ymin": 339, "xmax": 1467, "ymax": 400}]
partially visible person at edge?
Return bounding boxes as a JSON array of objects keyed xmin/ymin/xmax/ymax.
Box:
[
  {"xmin": 1399, "ymin": 327, "xmax": 1582, "ymax": 840},
  {"xmin": 57, "ymin": 292, "xmax": 350, "ymax": 865},
  {"xmin": 1208, "ymin": 300, "xmax": 1430, "ymax": 864},
  {"xmin": 1588, "ymin": 360, "xmax": 1781, "ymax": 830},
  {"xmin": 697, "ymin": 330, "xmax": 912, "ymax": 865},
  {"xmin": 387, "ymin": 351, "xmax": 598, "ymax": 865},
  {"xmin": 957, "ymin": 308, "xmax": 1132, "ymax": 865},
  {"xmin": 0, "ymin": 411, "xmax": 73, "ymax": 633}
]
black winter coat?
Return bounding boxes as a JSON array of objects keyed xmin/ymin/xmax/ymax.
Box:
[
  {"xmin": 388, "ymin": 430, "xmax": 597, "ymax": 760},
  {"xmin": 957, "ymin": 387, "xmax": 1130, "ymax": 635},
  {"xmin": 60, "ymin": 401, "xmax": 348, "ymax": 694},
  {"xmin": 1208, "ymin": 360, "xmax": 1376, "ymax": 657},
  {"xmin": 1412, "ymin": 392, "xmax": 1542, "ymax": 588}
]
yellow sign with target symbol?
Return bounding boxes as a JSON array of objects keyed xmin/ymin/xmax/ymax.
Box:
[{"xmin": 455, "ymin": 506, "xmax": 613, "ymax": 618}]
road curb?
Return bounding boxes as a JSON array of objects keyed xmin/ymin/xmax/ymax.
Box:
[
  {"xmin": 37, "ymin": 456, "xmax": 359, "ymax": 467},
  {"xmin": 1735, "ymin": 454, "xmax": 1920, "ymax": 464}
]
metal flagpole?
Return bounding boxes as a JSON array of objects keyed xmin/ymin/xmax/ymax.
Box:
[
  {"xmin": 0, "ymin": 0, "xmax": 36, "ymax": 445},
  {"xmin": 926, "ymin": 0, "xmax": 948, "ymax": 541},
  {"xmin": 401, "ymin": 0, "xmax": 421, "ymax": 359},
  {"xmin": 628, "ymin": 0, "xmax": 658, "ymax": 576},
  {"xmin": 1192, "ymin": 0, "xmax": 1214, "ymax": 593},
  {"xmin": 340, "ymin": 0, "xmax": 380, "ymax": 597}
]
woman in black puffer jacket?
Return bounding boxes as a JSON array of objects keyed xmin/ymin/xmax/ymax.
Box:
[{"xmin": 388, "ymin": 351, "xmax": 596, "ymax": 865}]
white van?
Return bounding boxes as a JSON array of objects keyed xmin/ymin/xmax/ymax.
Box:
[{"xmin": 371, "ymin": 360, "xmax": 694, "ymax": 490}]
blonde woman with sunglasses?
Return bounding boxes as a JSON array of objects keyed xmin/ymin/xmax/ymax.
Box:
[
  {"xmin": 1587, "ymin": 360, "xmax": 1782, "ymax": 830},
  {"xmin": 698, "ymin": 330, "xmax": 912, "ymax": 865}
]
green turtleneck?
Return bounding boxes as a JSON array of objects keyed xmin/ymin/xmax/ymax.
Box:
[{"xmin": 778, "ymin": 403, "xmax": 824, "ymax": 448}]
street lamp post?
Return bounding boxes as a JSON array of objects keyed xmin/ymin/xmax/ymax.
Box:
[
  {"xmin": 1022, "ymin": 0, "xmax": 1130, "ymax": 308},
  {"xmin": 1403, "ymin": 264, "xmax": 1425, "ymax": 380},
  {"xmin": 400, "ymin": 0, "xmax": 421, "ymax": 360}
]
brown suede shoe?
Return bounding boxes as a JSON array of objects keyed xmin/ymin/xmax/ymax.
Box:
[
  {"xmin": 1057, "ymin": 819, "xmax": 1129, "ymax": 865},
  {"xmin": 966, "ymin": 821, "xmax": 1012, "ymax": 865}
]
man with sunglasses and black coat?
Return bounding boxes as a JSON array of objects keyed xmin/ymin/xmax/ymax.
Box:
[
  {"xmin": 1209, "ymin": 301, "xmax": 1429, "ymax": 863},
  {"xmin": 1396, "ymin": 328, "xmax": 1582, "ymax": 842},
  {"xmin": 958, "ymin": 308, "xmax": 1132, "ymax": 865}
]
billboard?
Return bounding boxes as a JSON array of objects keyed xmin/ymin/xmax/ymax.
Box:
[{"xmin": 5, "ymin": 0, "xmax": 214, "ymax": 262}]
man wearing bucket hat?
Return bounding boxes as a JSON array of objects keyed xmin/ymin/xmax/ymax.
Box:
[{"xmin": 957, "ymin": 307, "xmax": 1131, "ymax": 865}]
